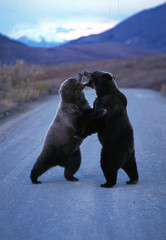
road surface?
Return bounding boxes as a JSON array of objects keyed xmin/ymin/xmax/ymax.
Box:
[{"xmin": 0, "ymin": 89, "xmax": 166, "ymax": 240}]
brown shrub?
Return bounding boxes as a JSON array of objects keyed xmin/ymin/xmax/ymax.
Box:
[{"xmin": 0, "ymin": 60, "xmax": 51, "ymax": 109}]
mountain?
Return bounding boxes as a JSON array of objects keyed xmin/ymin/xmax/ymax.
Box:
[
  {"xmin": 1, "ymin": 3, "xmax": 165, "ymax": 65},
  {"xmin": 0, "ymin": 34, "xmax": 27, "ymax": 48},
  {"xmin": 0, "ymin": 33, "xmax": 155, "ymax": 65},
  {"xmin": 17, "ymin": 36, "xmax": 65, "ymax": 48},
  {"xmin": 66, "ymin": 3, "xmax": 166, "ymax": 52},
  {"xmin": 0, "ymin": 34, "xmax": 32, "ymax": 64}
]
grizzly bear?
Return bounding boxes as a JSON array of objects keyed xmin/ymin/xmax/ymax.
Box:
[
  {"xmin": 30, "ymin": 73, "xmax": 93, "ymax": 184},
  {"xmin": 83, "ymin": 71, "xmax": 139, "ymax": 188}
]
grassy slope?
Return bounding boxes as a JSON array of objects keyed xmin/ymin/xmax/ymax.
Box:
[{"xmin": 39, "ymin": 54, "xmax": 166, "ymax": 91}]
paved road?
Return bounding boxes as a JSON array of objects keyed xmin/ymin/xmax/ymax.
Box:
[{"xmin": 0, "ymin": 89, "xmax": 166, "ymax": 240}]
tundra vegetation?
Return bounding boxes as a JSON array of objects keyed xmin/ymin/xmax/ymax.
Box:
[
  {"xmin": 0, "ymin": 60, "xmax": 51, "ymax": 110},
  {"xmin": 0, "ymin": 54, "xmax": 165, "ymax": 119}
]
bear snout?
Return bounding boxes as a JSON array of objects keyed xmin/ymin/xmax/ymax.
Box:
[
  {"xmin": 83, "ymin": 71, "xmax": 91, "ymax": 78},
  {"xmin": 75, "ymin": 72, "xmax": 83, "ymax": 82},
  {"xmin": 83, "ymin": 71, "xmax": 94, "ymax": 88}
]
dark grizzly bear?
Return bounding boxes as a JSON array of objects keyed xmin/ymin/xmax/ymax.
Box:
[
  {"xmin": 30, "ymin": 73, "xmax": 93, "ymax": 184},
  {"xmin": 83, "ymin": 71, "xmax": 139, "ymax": 188}
]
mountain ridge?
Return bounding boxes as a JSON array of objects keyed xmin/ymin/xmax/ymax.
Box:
[
  {"xmin": 0, "ymin": 35, "xmax": 156, "ymax": 65},
  {"xmin": 0, "ymin": 3, "xmax": 165, "ymax": 64},
  {"xmin": 65, "ymin": 3, "xmax": 166, "ymax": 52}
]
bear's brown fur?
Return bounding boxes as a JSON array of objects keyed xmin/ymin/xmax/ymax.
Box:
[{"xmin": 30, "ymin": 73, "xmax": 91, "ymax": 184}]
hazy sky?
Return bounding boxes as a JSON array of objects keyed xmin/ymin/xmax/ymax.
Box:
[{"xmin": 0, "ymin": 0, "xmax": 166, "ymax": 42}]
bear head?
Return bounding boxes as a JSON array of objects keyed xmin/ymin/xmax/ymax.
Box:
[
  {"xmin": 83, "ymin": 71, "xmax": 116, "ymax": 96},
  {"xmin": 59, "ymin": 73, "xmax": 87, "ymax": 104}
]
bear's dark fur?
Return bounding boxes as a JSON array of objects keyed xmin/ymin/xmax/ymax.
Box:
[
  {"xmin": 83, "ymin": 71, "xmax": 139, "ymax": 188},
  {"xmin": 30, "ymin": 73, "xmax": 93, "ymax": 184}
]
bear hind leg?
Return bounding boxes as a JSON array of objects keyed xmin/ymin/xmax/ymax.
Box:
[
  {"xmin": 30, "ymin": 148, "xmax": 56, "ymax": 184},
  {"xmin": 122, "ymin": 152, "xmax": 139, "ymax": 185},
  {"xmin": 100, "ymin": 167, "xmax": 118, "ymax": 188},
  {"xmin": 64, "ymin": 149, "xmax": 81, "ymax": 182},
  {"xmin": 100, "ymin": 149, "xmax": 118, "ymax": 188}
]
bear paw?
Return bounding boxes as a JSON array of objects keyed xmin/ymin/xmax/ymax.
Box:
[
  {"xmin": 126, "ymin": 179, "xmax": 138, "ymax": 185},
  {"xmin": 31, "ymin": 179, "xmax": 42, "ymax": 184},
  {"xmin": 66, "ymin": 176, "xmax": 79, "ymax": 182},
  {"xmin": 100, "ymin": 182, "xmax": 115, "ymax": 188}
]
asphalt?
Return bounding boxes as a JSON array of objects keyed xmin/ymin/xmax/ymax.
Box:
[{"xmin": 0, "ymin": 89, "xmax": 166, "ymax": 240}]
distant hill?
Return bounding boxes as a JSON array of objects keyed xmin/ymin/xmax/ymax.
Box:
[
  {"xmin": 66, "ymin": 3, "xmax": 166, "ymax": 52},
  {"xmin": 0, "ymin": 34, "xmax": 155, "ymax": 65},
  {"xmin": 0, "ymin": 34, "xmax": 27, "ymax": 49},
  {"xmin": 0, "ymin": 34, "xmax": 39, "ymax": 64},
  {"xmin": 0, "ymin": 34, "xmax": 31, "ymax": 64},
  {"xmin": 17, "ymin": 36, "xmax": 65, "ymax": 48}
]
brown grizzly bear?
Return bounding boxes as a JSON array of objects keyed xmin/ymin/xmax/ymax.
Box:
[{"xmin": 30, "ymin": 73, "xmax": 93, "ymax": 184}]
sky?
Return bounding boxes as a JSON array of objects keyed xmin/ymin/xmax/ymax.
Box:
[{"xmin": 0, "ymin": 0, "xmax": 166, "ymax": 43}]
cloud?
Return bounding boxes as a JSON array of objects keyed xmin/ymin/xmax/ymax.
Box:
[
  {"xmin": 56, "ymin": 21, "xmax": 116, "ymax": 40},
  {"xmin": 3, "ymin": 0, "xmax": 166, "ymax": 42},
  {"xmin": 9, "ymin": 19, "xmax": 116, "ymax": 42},
  {"xmin": 56, "ymin": 27, "xmax": 75, "ymax": 34},
  {"xmin": 9, "ymin": 23, "xmax": 64, "ymax": 42}
]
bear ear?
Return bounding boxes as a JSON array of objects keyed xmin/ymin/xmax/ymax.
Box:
[{"xmin": 103, "ymin": 72, "xmax": 115, "ymax": 81}]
